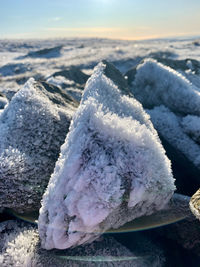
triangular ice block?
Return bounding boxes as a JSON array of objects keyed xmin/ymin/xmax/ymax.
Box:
[
  {"xmin": 0, "ymin": 78, "xmax": 77, "ymax": 213},
  {"xmin": 39, "ymin": 62, "xmax": 175, "ymax": 250}
]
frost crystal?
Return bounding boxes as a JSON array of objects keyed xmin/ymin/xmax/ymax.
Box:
[
  {"xmin": 0, "ymin": 220, "xmax": 161, "ymax": 267},
  {"xmin": 39, "ymin": 62, "xmax": 175, "ymax": 250}
]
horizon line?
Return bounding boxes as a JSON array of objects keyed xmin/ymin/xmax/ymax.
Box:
[{"xmin": 0, "ymin": 33, "xmax": 199, "ymax": 42}]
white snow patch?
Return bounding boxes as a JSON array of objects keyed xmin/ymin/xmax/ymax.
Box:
[{"xmin": 47, "ymin": 75, "xmax": 75, "ymax": 87}]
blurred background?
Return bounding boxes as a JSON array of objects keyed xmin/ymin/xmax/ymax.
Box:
[{"xmin": 1, "ymin": 0, "xmax": 200, "ymax": 40}]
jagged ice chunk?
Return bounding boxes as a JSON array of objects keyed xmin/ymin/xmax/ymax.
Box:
[
  {"xmin": 39, "ymin": 62, "xmax": 175, "ymax": 250},
  {"xmin": 132, "ymin": 59, "xmax": 200, "ymax": 116},
  {"xmin": 0, "ymin": 78, "xmax": 77, "ymax": 213},
  {"xmin": 147, "ymin": 105, "xmax": 200, "ymax": 170}
]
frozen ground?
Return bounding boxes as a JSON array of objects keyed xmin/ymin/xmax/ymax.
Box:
[
  {"xmin": 0, "ymin": 37, "xmax": 200, "ymax": 97},
  {"xmin": 1, "ymin": 36, "xmax": 200, "ymax": 265}
]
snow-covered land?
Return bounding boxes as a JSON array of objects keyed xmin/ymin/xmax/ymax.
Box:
[{"xmin": 0, "ymin": 36, "xmax": 200, "ymax": 264}]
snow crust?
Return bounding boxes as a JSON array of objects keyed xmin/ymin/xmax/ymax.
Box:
[
  {"xmin": 39, "ymin": 62, "xmax": 175, "ymax": 250},
  {"xmin": 132, "ymin": 59, "xmax": 200, "ymax": 116}
]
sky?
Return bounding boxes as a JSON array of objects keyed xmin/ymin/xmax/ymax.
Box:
[{"xmin": 1, "ymin": 0, "xmax": 200, "ymax": 40}]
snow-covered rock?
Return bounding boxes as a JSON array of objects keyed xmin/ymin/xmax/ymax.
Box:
[
  {"xmin": 46, "ymin": 66, "xmax": 90, "ymax": 102},
  {"xmin": 0, "ymin": 78, "xmax": 78, "ymax": 213},
  {"xmin": 0, "ymin": 86, "xmax": 20, "ymax": 101},
  {"xmin": 65, "ymin": 88, "xmax": 83, "ymax": 102},
  {"xmin": 47, "ymin": 75, "xmax": 83, "ymax": 102},
  {"xmin": 129, "ymin": 59, "xmax": 200, "ymax": 191},
  {"xmin": 0, "ymin": 93, "xmax": 8, "ymax": 109},
  {"xmin": 82, "ymin": 60, "xmax": 155, "ymax": 134},
  {"xmin": 100, "ymin": 60, "xmax": 130, "ymax": 95},
  {"xmin": 190, "ymin": 188, "xmax": 200, "ymax": 221},
  {"xmin": 125, "ymin": 57, "xmax": 200, "ymax": 86},
  {"xmin": 181, "ymin": 115, "xmax": 200, "ymax": 144},
  {"xmin": 150, "ymin": 57, "xmax": 200, "ymax": 75},
  {"xmin": 39, "ymin": 61, "xmax": 175, "ymax": 250},
  {"xmin": 0, "ymin": 220, "xmax": 164, "ymax": 267},
  {"xmin": 47, "ymin": 75, "xmax": 76, "ymax": 88},
  {"xmin": 132, "ymin": 59, "xmax": 200, "ymax": 116},
  {"xmin": 18, "ymin": 45, "xmax": 63, "ymax": 59},
  {"xmin": 147, "ymin": 106, "xmax": 200, "ymax": 171},
  {"xmin": 0, "ymin": 63, "xmax": 32, "ymax": 76},
  {"xmin": 52, "ymin": 66, "xmax": 89, "ymax": 86}
]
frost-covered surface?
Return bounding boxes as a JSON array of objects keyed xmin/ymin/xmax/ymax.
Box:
[
  {"xmin": 147, "ymin": 106, "xmax": 200, "ymax": 170},
  {"xmin": 0, "ymin": 78, "xmax": 77, "ymax": 213},
  {"xmin": 46, "ymin": 75, "xmax": 83, "ymax": 102},
  {"xmin": 22, "ymin": 45, "xmax": 63, "ymax": 59},
  {"xmin": 83, "ymin": 61, "xmax": 156, "ymax": 135},
  {"xmin": 190, "ymin": 188, "xmax": 200, "ymax": 221},
  {"xmin": 125, "ymin": 57, "xmax": 200, "ymax": 87},
  {"xmin": 47, "ymin": 76, "xmax": 76, "ymax": 88},
  {"xmin": 39, "ymin": 61, "xmax": 175, "ymax": 250},
  {"xmin": 190, "ymin": 192, "xmax": 200, "ymax": 223},
  {"xmin": 0, "ymin": 36, "xmax": 200, "ymax": 260},
  {"xmin": 148, "ymin": 57, "xmax": 200, "ymax": 75},
  {"xmin": 51, "ymin": 66, "xmax": 89, "ymax": 85},
  {"xmin": 130, "ymin": 58, "xmax": 200, "ymax": 174},
  {"xmin": 0, "ymin": 95, "xmax": 8, "ymax": 109},
  {"xmin": 1, "ymin": 37, "xmax": 200, "ymax": 100},
  {"xmin": 0, "ymin": 220, "xmax": 165, "ymax": 267},
  {"xmin": 182, "ymin": 70, "xmax": 200, "ymax": 91},
  {"xmin": 0, "ymin": 221, "xmax": 39, "ymax": 267},
  {"xmin": 132, "ymin": 59, "xmax": 200, "ymax": 116},
  {"xmin": 181, "ymin": 115, "xmax": 200, "ymax": 144}
]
